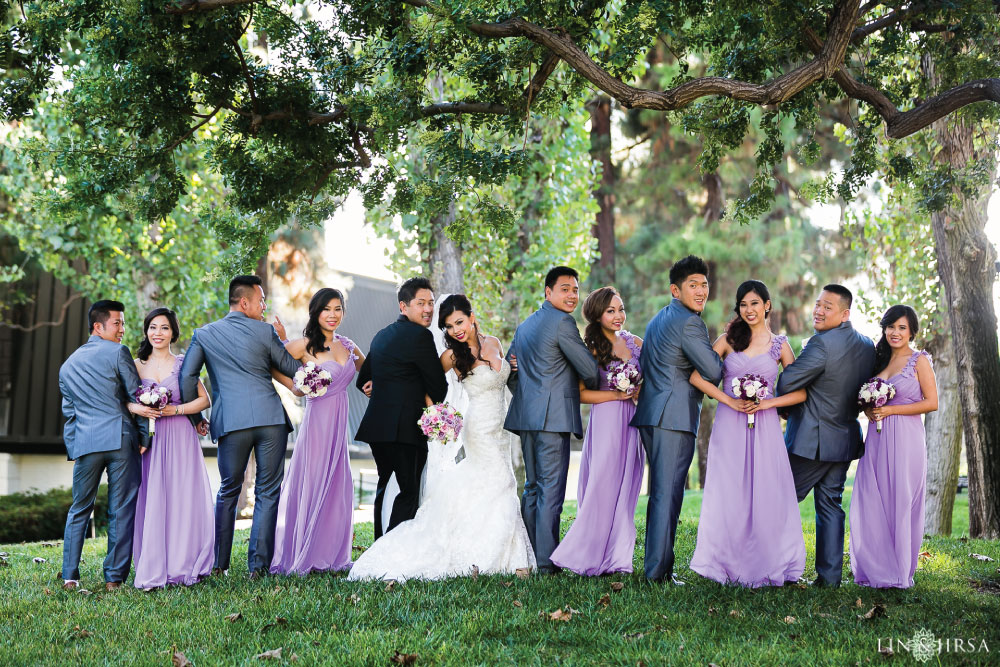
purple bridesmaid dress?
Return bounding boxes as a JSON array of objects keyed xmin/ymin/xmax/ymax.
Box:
[
  {"xmin": 270, "ymin": 335, "xmax": 357, "ymax": 575},
  {"xmin": 850, "ymin": 350, "xmax": 930, "ymax": 588},
  {"xmin": 551, "ymin": 331, "xmax": 644, "ymax": 576},
  {"xmin": 689, "ymin": 335, "xmax": 805, "ymax": 587},
  {"xmin": 133, "ymin": 355, "xmax": 215, "ymax": 589}
]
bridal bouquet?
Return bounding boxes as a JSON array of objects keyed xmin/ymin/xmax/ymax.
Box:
[
  {"xmin": 135, "ymin": 383, "xmax": 171, "ymax": 435},
  {"xmin": 606, "ymin": 360, "xmax": 642, "ymax": 395},
  {"xmin": 293, "ymin": 361, "xmax": 333, "ymax": 398},
  {"xmin": 731, "ymin": 373, "xmax": 770, "ymax": 429},
  {"xmin": 418, "ymin": 403, "xmax": 463, "ymax": 444},
  {"xmin": 858, "ymin": 377, "xmax": 896, "ymax": 433}
]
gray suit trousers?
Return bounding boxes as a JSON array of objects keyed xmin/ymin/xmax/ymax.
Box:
[
  {"xmin": 788, "ymin": 453, "xmax": 850, "ymax": 586},
  {"xmin": 214, "ymin": 424, "xmax": 288, "ymax": 573},
  {"xmin": 519, "ymin": 430, "xmax": 570, "ymax": 571},
  {"xmin": 639, "ymin": 426, "xmax": 695, "ymax": 581},
  {"xmin": 61, "ymin": 435, "xmax": 140, "ymax": 582}
]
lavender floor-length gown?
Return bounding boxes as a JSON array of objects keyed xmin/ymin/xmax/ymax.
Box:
[
  {"xmin": 551, "ymin": 332, "xmax": 644, "ymax": 576},
  {"xmin": 270, "ymin": 335, "xmax": 357, "ymax": 575},
  {"xmin": 689, "ymin": 335, "xmax": 805, "ymax": 587},
  {"xmin": 133, "ymin": 355, "xmax": 214, "ymax": 589},
  {"xmin": 850, "ymin": 350, "xmax": 929, "ymax": 589}
]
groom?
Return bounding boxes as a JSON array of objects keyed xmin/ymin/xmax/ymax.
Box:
[
  {"xmin": 631, "ymin": 255, "xmax": 723, "ymax": 582},
  {"xmin": 504, "ymin": 267, "xmax": 599, "ymax": 573},
  {"xmin": 776, "ymin": 284, "xmax": 875, "ymax": 588},
  {"xmin": 356, "ymin": 277, "xmax": 448, "ymax": 539},
  {"xmin": 180, "ymin": 275, "xmax": 302, "ymax": 578},
  {"xmin": 59, "ymin": 300, "xmax": 145, "ymax": 591}
]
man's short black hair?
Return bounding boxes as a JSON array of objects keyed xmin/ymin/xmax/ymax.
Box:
[
  {"xmin": 229, "ymin": 275, "xmax": 263, "ymax": 305},
  {"xmin": 669, "ymin": 255, "xmax": 710, "ymax": 287},
  {"xmin": 398, "ymin": 277, "xmax": 433, "ymax": 304},
  {"xmin": 545, "ymin": 266, "xmax": 579, "ymax": 291},
  {"xmin": 822, "ymin": 283, "xmax": 853, "ymax": 309},
  {"xmin": 88, "ymin": 300, "xmax": 125, "ymax": 332}
]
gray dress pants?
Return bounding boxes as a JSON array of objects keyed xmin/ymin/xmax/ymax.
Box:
[
  {"xmin": 519, "ymin": 430, "xmax": 570, "ymax": 572},
  {"xmin": 639, "ymin": 426, "xmax": 695, "ymax": 581}
]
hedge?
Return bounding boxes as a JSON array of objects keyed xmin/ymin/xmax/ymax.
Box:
[{"xmin": 0, "ymin": 485, "xmax": 109, "ymax": 544}]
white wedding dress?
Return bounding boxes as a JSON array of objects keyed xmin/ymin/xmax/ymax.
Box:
[{"xmin": 347, "ymin": 360, "xmax": 536, "ymax": 581}]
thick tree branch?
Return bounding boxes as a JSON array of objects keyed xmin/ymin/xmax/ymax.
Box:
[
  {"xmin": 164, "ymin": 0, "xmax": 258, "ymax": 14},
  {"xmin": 805, "ymin": 28, "xmax": 1000, "ymax": 138},
  {"xmin": 419, "ymin": 101, "xmax": 509, "ymax": 116},
  {"xmin": 522, "ymin": 52, "xmax": 560, "ymax": 105}
]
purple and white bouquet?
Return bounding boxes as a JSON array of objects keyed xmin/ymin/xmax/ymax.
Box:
[
  {"xmin": 293, "ymin": 361, "xmax": 333, "ymax": 398},
  {"xmin": 731, "ymin": 373, "xmax": 770, "ymax": 429},
  {"xmin": 418, "ymin": 403, "xmax": 464, "ymax": 445},
  {"xmin": 135, "ymin": 382, "xmax": 171, "ymax": 435},
  {"xmin": 858, "ymin": 377, "xmax": 896, "ymax": 433},
  {"xmin": 606, "ymin": 360, "xmax": 642, "ymax": 395}
]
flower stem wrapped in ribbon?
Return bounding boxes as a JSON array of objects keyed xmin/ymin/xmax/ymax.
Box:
[
  {"xmin": 418, "ymin": 403, "xmax": 464, "ymax": 445},
  {"xmin": 731, "ymin": 373, "xmax": 770, "ymax": 430},
  {"xmin": 858, "ymin": 377, "xmax": 896, "ymax": 433},
  {"xmin": 135, "ymin": 382, "xmax": 171, "ymax": 435},
  {"xmin": 293, "ymin": 361, "xmax": 333, "ymax": 398}
]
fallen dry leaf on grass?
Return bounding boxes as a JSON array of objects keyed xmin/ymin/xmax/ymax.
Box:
[
  {"xmin": 783, "ymin": 616, "xmax": 796, "ymax": 624},
  {"xmin": 33, "ymin": 557, "xmax": 46, "ymax": 564},
  {"xmin": 70, "ymin": 625, "xmax": 92, "ymax": 639},
  {"xmin": 598, "ymin": 594, "xmax": 610, "ymax": 609},
  {"xmin": 502, "ymin": 582, "xmax": 513, "ymax": 588},
  {"xmin": 728, "ymin": 609, "xmax": 742, "ymax": 618},
  {"xmin": 77, "ymin": 589, "xmax": 92, "ymax": 596},
  {"xmin": 545, "ymin": 608, "xmax": 573, "ymax": 622},
  {"xmin": 918, "ymin": 550, "xmax": 933, "ymax": 561},
  {"xmin": 515, "ymin": 568, "xmax": 530, "ymax": 580},
  {"xmin": 816, "ymin": 613, "xmax": 834, "ymax": 619},
  {"xmin": 624, "ymin": 632, "xmax": 644, "ymax": 641},
  {"xmin": 256, "ymin": 648, "xmax": 283, "ymax": 660},
  {"xmin": 172, "ymin": 647, "xmax": 192, "ymax": 667},
  {"xmin": 708, "ymin": 606, "xmax": 718, "ymax": 615},
  {"xmin": 855, "ymin": 597, "xmax": 864, "ymax": 608},
  {"xmin": 389, "ymin": 650, "xmax": 418, "ymax": 664},
  {"xmin": 610, "ymin": 582, "xmax": 624, "ymax": 592},
  {"xmin": 225, "ymin": 612, "xmax": 242, "ymax": 623},
  {"xmin": 860, "ymin": 604, "xmax": 887, "ymax": 620},
  {"xmin": 43, "ymin": 588, "xmax": 52, "ymax": 596},
  {"xmin": 384, "ymin": 581, "xmax": 396, "ymax": 592},
  {"xmin": 348, "ymin": 593, "xmax": 360, "ymax": 605},
  {"xmin": 470, "ymin": 565, "xmax": 479, "ymax": 581},
  {"xmin": 512, "ymin": 600, "xmax": 523, "ymax": 608},
  {"xmin": 260, "ymin": 617, "xmax": 288, "ymax": 633},
  {"xmin": 970, "ymin": 553, "xmax": 995, "ymax": 562}
]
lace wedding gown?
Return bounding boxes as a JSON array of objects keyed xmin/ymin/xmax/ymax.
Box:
[{"xmin": 348, "ymin": 360, "xmax": 536, "ymax": 581}]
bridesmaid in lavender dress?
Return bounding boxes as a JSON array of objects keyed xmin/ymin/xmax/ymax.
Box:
[
  {"xmin": 551, "ymin": 287, "xmax": 645, "ymax": 576},
  {"xmin": 270, "ymin": 288, "xmax": 365, "ymax": 575},
  {"xmin": 850, "ymin": 305, "xmax": 937, "ymax": 588},
  {"xmin": 133, "ymin": 308, "xmax": 214, "ymax": 590},
  {"xmin": 688, "ymin": 280, "xmax": 807, "ymax": 587}
]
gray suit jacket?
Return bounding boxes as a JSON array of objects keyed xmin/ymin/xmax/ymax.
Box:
[
  {"xmin": 503, "ymin": 301, "xmax": 599, "ymax": 438},
  {"xmin": 631, "ymin": 299, "xmax": 723, "ymax": 434},
  {"xmin": 180, "ymin": 311, "xmax": 301, "ymax": 441},
  {"xmin": 59, "ymin": 335, "xmax": 141, "ymax": 460},
  {"xmin": 776, "ymin": 321, "xmax": 876, "ymax": 462}
]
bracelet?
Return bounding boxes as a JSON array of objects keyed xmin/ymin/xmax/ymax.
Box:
[{"xmin": 177, "ymin": 405, "xmax": 183, "ymax": 416}]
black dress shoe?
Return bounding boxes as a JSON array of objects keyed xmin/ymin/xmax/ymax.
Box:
[
  {"xmin": 536, "ymin": 565, "xmax": 560, "ymax": 575},
  {"xmin": 810, "ymin": 578, "xmax": 840, "ymax": 589},
  {"xmin": 248, "ymin": 570, "xmax": 263, "ymax": 581}
]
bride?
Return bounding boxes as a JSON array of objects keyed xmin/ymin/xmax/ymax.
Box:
[{"xmin": 348, "ymin": 294, "xmax": 536, "ymax": 581}]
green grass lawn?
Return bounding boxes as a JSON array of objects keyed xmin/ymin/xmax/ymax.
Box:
[{"xmin": 1, "ymin": 489, "xmax": 997, "ymax": 666}]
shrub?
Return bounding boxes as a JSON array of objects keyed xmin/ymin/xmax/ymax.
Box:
[{"xmin": 0, "ymin": 485, "xmax": 108, "ymax": 544}]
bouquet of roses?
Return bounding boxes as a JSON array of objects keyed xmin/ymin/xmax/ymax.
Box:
[
  {"xmin": 731, "ymin": 373, "xmax": 770, "ymax": 429},
  {"xmin": 858, "ymin": 377, "xmax": 896, "ymax": 433},
  {"xmin": 418, "ymin": 403, "xmax": 464, "ymax": 444},
  {"xmin": 135, "ymin": 382, "xmax": 171, "ymax": 435},
  {"xmin": 606, "ymin": 360, "xmax": 642, "ymax": 395},
  {"xmin": 293, "ymin": 361, "xmax": 333, "ymax": 398}
]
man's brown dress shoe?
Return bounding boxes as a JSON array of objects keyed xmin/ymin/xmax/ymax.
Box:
[
  {"xmin": 105, "ymin": 582, "xmax": 122, "ymax": 591},
  {"xmin": 61, "ymin": 581, "xmax": 79, "ymax": 591}
]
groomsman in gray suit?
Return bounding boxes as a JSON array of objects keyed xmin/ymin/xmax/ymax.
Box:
[
  {"xmin": 59, "ymin": 300, "xmax": 157, "ymax": 591},
  {"xmin": 776, "ymin": 284, "xmax": 875, "ymax": 588},
  {"xmin": 504, "ymin": 267, "xmax": 599, "ymax": 573},
  {"xmin": 631, "ymin": 256, "xmax": 723, "ymax": 582},
  {"xmin": 180, "ymin": 275, "xmax": 301, "ymax": 578}
]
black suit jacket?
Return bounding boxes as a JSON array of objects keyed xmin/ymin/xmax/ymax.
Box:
[{"xmin": 355, "ymin": 315, "xmax": 448, "ymax": 446}]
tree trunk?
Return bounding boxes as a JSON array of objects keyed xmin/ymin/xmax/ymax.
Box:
[
  {"xmin": 927, "ymin": 55, "xmax": 1000, "ymax": 539},
  {"xmin": 428, "ymin": 202, "xmax": 464, "ymax": 294},
  {"xmin": 588, "ymin": 96, "xmax": 615, "ymax": 284},
  {"xmin": 922, "ymin": 330, "xmax": 964, "ymax": 535}
]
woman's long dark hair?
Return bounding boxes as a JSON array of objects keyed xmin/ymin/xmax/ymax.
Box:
[
  {"xmin": 438, "ymin": 294, "xmax": 484, "ymax": 381},
  {"xmin": 303, "ymin": 288, "xmax": 345, "ymax": 357},
  {"xmin": 873, "ymin": 304, "xmax": 919, "ymax": 375},
  {"xmin": 137, "ymin": 307, "xmax": 180, "ymax": 362},
  {"xmin": 725, "ymin": 280, "xmax": 771, "ymax": 352},
  {"xmin": 583, "ymin": 286, "xmax": 620, "ymax": 367}
]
